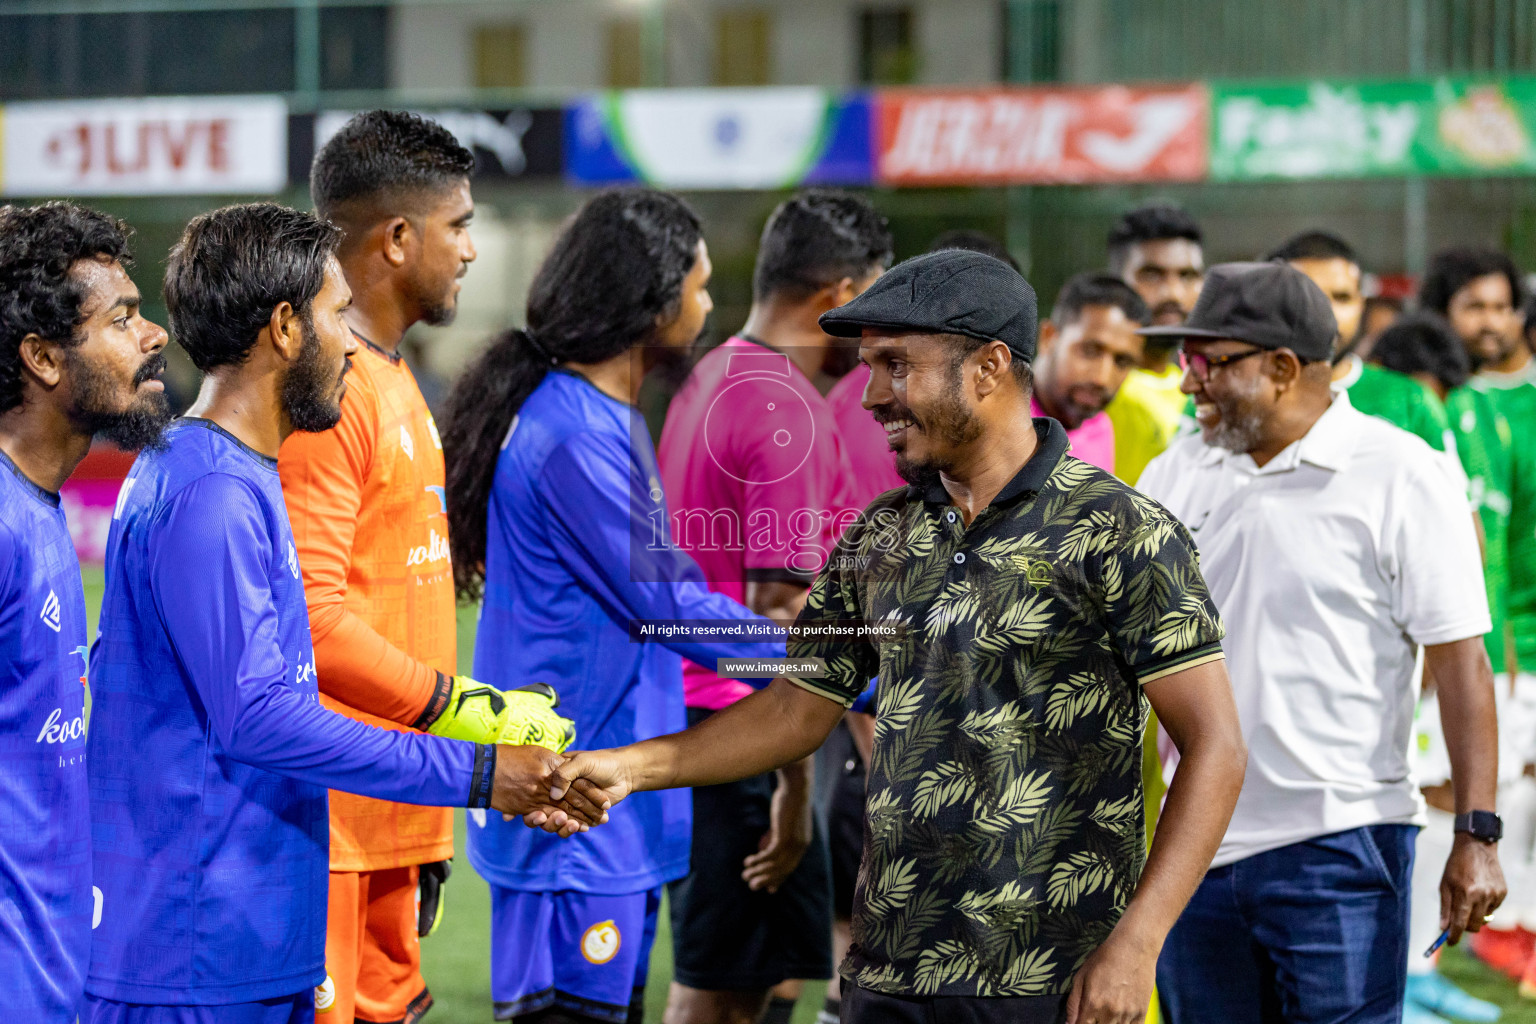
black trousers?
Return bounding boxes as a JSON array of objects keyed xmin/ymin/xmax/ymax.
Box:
[{"xmin": 842, "ymin": 983, "xmax": 1067, "ymax": 1024}]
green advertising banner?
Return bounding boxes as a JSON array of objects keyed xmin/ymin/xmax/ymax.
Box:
[{"xmin": 1211, "ymin": 78, "xmax": 1536, "ymax": 180}]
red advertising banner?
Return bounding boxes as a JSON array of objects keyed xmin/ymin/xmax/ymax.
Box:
[{"xmin": 875, "ymin": 84, "xmax": 1209, "ymax": 186}]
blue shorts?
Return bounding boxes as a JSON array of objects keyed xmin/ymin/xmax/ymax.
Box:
[
  {"xmin": 490, "ymin": 886, "xmax": 661, "ymax": 1023},
  {"xmin": 83, "ymin": 992, "xmax": 314, "ymax": 1024}
]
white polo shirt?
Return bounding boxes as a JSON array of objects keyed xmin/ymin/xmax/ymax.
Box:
[{"xmin": 1139, "ymin": 392, "xmax": 1489, "ymax": 867}]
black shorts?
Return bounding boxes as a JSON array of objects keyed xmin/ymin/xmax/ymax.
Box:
[
  {"xmin": 668, "ymin": 708, "xmax": 834, "ymax": 990},
  {"xmin": 827, "ymin": 737, "xmax": 867, "ymax": 920},
  {"xmin": 842, "ymin": 983, "xmax": 1067, "ymax": 1024}
]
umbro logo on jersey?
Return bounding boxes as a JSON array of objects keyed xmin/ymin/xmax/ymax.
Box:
[
  {"xmin": 286, "ymin": 542, "xmax": 301, "ymax": 580},
  {"xmin": 400, "ymin": 425, "xmax": 415, "ymax": 461},
  {"xmin": 40, "ymin": 589, "xmax": 61, "ymax": 632}
]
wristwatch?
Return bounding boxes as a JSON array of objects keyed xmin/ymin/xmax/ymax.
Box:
[{"xmin": 1454, "ymin": 810, "xmax": 1504, "ymax": 843}]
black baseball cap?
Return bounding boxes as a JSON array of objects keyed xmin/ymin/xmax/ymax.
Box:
[
  {"xmin": 819, "ymin": 249, "xmax": 1039, "ymax": 362},
  {"xmin": 1139, "ymin": 261, "xmax": 1337, "ymax": 362}
]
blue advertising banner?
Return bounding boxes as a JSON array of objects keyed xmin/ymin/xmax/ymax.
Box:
[{"xmin": 565, "ymin": 88, "xmax": 873, "ymax": 189}]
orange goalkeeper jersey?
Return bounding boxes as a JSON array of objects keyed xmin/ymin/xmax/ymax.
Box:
[{"xmin": 277, "ymin": 338, "xmax": 457, "ymax": 872}]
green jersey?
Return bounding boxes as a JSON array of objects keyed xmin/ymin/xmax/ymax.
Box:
[
  {"xmin": 1337, "ymin": 356, "xmax": 1453, "ymax": 453},
  {"xmin": 1475, "ymin": 362, "xmax": 1536, "ymax": 673},
  {"xmin": 1448, "ymin": 384, "xmax": 1514, "ymax": 671}
]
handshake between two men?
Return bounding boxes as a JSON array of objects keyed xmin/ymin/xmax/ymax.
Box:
[
  {"xmin": 416, "ymin": 674, "xmax": 613, "ymax": 836},
  {"xmin": 477, "ymin": 677, "xmax": 849, "ymax": 838}
]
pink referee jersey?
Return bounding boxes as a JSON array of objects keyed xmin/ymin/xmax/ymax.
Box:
[
  {"xmin": 826, "ymin": 363, "xmax": 905, "ymax": 511},
  {"xmin": 658, "ymin": 336, "xmax": 856, "ymax": 710},
  {"xmin": 1030, "ymin": 396, "xmax": 1115, "ymax": 473}
]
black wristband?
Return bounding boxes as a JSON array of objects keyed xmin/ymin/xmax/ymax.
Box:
[
  {"xmin": 468, "ymin": 743, "xmax": 497, "ymax": 808},
  {"xmin": 411, "ymin": 671, "xmax": 455, "ymax": 730}
]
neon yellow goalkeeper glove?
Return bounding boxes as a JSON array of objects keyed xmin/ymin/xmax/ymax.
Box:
[
  {"xmin": 423, "ymin": 673, "xmax": 575, "ymax": 753},
  {"xmin": 495, "ymin": 682, "xmax": 576, "ymax": 753}
]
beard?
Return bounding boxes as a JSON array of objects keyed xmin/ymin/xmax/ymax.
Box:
[
  {"xmin": 63, "ymin": 348, "xmax": 173, "ymax": 451},
  {"xmin": 415, "ymin": 267, "xmax": 463, "ymax": 327},
  {"xmin": 1467, "ymin": 329, "xmax": 1517, "ymax": 371},
  {"xmin": 1202, "ymin": 374, "xmax": 1269, "ymax": 454},
  {"xmin": 882, "ymin": 362, "xmax": 984, "ymax": 487},
  {"xmin": 282, "ymin": 318, "xmax": 348, "ymax": 433}
]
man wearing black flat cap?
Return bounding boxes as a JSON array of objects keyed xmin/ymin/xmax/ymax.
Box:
[
  {"xmin": 548, "ymin": 250, "xmax": 1248, "ymax": 1024},
  {"xmin": 1138, "ymin": 262, "xmax": 1506, "ymax": 1024}
]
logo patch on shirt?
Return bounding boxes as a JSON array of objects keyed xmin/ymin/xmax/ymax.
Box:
[
  {"xmin": 1010, "ymin": 556, "xmax": 1054, "ymax": 591},
  {"xmin": 400, "ymin": 424, "xmax": 415, "ymax": 461},
  {"xmin": 581, "ymin": 920, "xmax": 621, "ymax": 965},
  {"xmin": 286, "ymin": 542, "xmax": 301, "ymax": 580},
  {"xmin": 40, "ymin": 588, "xmax": 61, "ymax": 632},
  {"xmin": 315, "ymin": 974, "xmax": 336, "ymax": 1012}
]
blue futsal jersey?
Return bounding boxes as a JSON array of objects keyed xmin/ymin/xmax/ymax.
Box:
[
  {"xmin": 466, "ymin": 369, "xmax": 783, "ymax": 895},
  {"xmin": 0, "ymin": 449, "xmax": 91, "ymax": 1022},
  {"xmin": 87, "ymin": 419, "xmax": 494, "ymax": 1005}
]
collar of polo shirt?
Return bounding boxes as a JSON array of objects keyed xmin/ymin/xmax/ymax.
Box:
[
  {"xmin": 906, "ymin": 418, "xmax": 1071, "ymax": 506},
  {"xmin": 1197, "ymin": 391, "xmax": 1355, "ymax": 475}
]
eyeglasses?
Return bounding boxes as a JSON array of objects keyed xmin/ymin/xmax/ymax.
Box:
[{"xmin": 1183, "ymin": 347, "xmax": 1265, "ymax": 381}]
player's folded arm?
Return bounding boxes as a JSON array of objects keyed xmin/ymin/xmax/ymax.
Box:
[
  {"xmin": 148, "ymin": 473, "xmax": 493, "ymax": 809},
  {"xmin": 279, "ymin": 396, "xmax": 447, "ymax": 727}
]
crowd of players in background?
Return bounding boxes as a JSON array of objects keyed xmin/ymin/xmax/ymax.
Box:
[{"xmin": 0, "ymin": 106, "xmax": 1533, "ymax": 1024}]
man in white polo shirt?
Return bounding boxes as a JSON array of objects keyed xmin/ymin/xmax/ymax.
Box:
[{"xmin": 1139, "ymin": 261, "xmax": 1506, "ymax": 1024}]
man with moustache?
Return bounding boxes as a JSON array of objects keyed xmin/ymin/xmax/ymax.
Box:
[
  {"xmin": 84, "ymin": 204, "xmax": 595, "ymax": 1024},
  {"xmin": 279, "ymin": 111, "xmax": 549, "ymax": 1024},
  {"xmin": 1139, "ymin": 262, "xmax": 1504, "ymax": 1024},
  {"xmin": 546, "ymin": 249, "xmax": 1249, "ymax": 1024},
  {"xmin": 1031, "ymin": 273, "xmax": 1150, "ymax": 474},
  {"xmin": 0, "ymin": 202, "xmax": 175, "ymax": 1023},
  {"xmin": 1104, "ymin": 204, "xmax": 1206, "ymax": 485}
]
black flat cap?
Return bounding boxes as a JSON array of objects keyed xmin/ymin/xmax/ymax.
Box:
[
  {"xmin": 819, "ymin": 249, "xmax": 1039, "ymax": 362},
  {"xmin": 1140, "ymin": 261, "xmax": 1337, "ymax": 362}
]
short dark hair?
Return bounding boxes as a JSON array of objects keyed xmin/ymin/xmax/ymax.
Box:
[
  {"xmin": 1419, "ymin": 246, "xmax": 1525, "ymax": 316},
  {"xmin": 1106, "ymin": 204, "xmax": 1202, "ymax": 273},
  {"xmin": 1369, "ymin": 313, "xmax": 1471, "ymax": 392},
  {"xmin": 0, "ymin": 202, "xmax": 133, "ymax": 414},
  {"xmin": 1264, "ymin": 230, "xmax": 1358, "ymax": 265},
  {"xmin": 310, "ymin": 110, "xmax": 475, "ymax": 222},
  {"xmin": 929, "ymin": 229, "xmax": 1020, "ymax": 272},
  {"xmin": 1051, "ymin": 272, "xmax": 1149, "ymax": 327},
  {"xmin": 164, "ymin": 203, "xmax": 342, "ymax": 373},
  {"xmin": 752, "ymin": 190, "xmax": 893, "ymax": 301}
]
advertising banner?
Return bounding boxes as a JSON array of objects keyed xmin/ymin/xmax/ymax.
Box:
[
  {"xmin": 874, "ymin": 84, "xmax": 1208, "ymax": 186},
  {"xmin": 565, "ymin": 88, "xmax": 873, "ymax": 189},
  {"xmin": 1211, "ymin": 78, "xmax": 1536, "ymax": 180},
  {"xmin": 1, "ymin": 95, "xmax": 287, "ymax": 196},
  {"xmin": 290, "ymin": 107, "xmax": 564, "ymax": 186}
]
